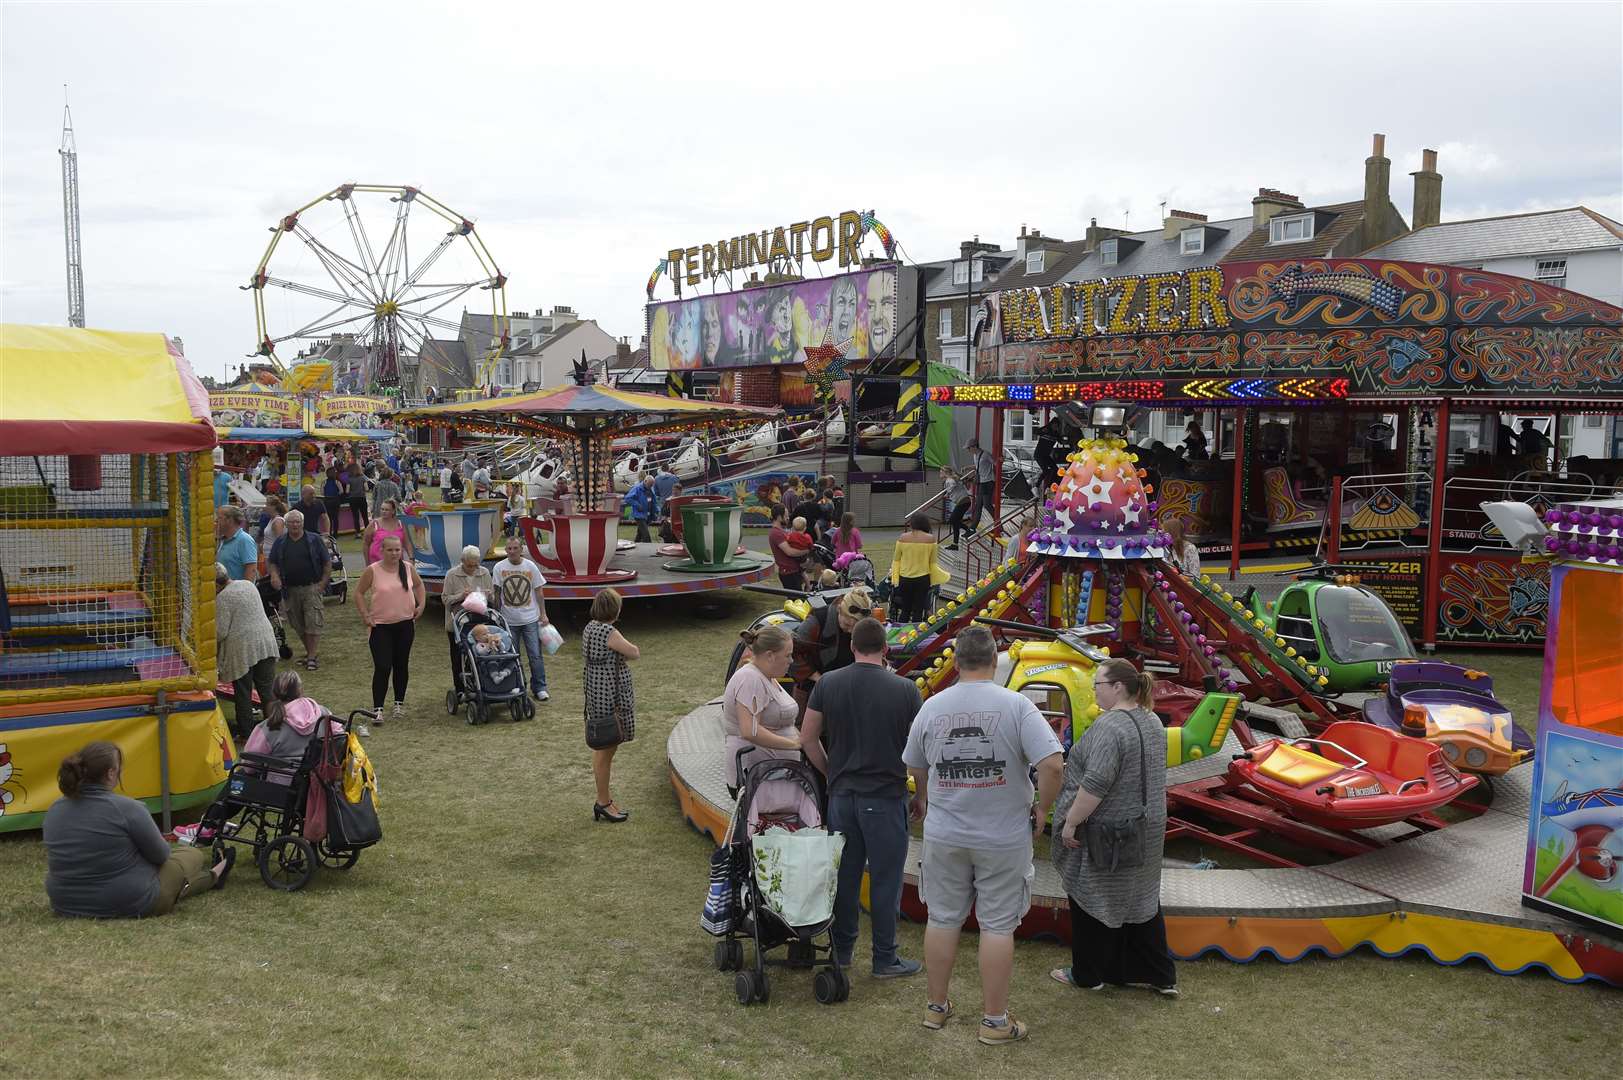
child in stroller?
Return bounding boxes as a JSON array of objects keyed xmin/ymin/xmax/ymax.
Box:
[
  {"xmin": 445, "ymin": 592, "xmax": 533, "ymax": 725},
  {"xmin": 710, "ymin": 751, "xmax": 850, "ymax": 1007},
  {"xmin": 320, "ymin": 532, "xmax": 348, "ymax": 603}
]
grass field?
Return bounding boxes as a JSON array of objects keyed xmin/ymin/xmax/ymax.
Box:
[{"xmin": 1, "ymin": 533, "xmax": 1615, "ymax": 1080}]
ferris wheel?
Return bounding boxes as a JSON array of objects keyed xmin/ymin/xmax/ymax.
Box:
[{"xmin": 248, "ymin": 184, "xmax": 507, "ymax": 392}]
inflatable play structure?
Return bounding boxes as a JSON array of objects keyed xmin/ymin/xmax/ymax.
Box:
[{"xmin": 0, "ymin": 325, "xmax": 230, "ymax": 832}]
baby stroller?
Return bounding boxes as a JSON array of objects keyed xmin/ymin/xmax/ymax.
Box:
[
  {"xmin": 321, "ymin": 533, "xmax": 348, "ymax": 603},
  {"xmin": 446, "ymin": 608, "xmax": 534, "ymax": 724},
  {"xmin": 712, "ymin": 750, "xmax": 849, "ymax": 1006},
  {"xmin": 832, "ymin": 549, "xmax": 875, "ymax": 591},
  {"xmin": 256, "ymin": 577, "xmax": 293, "ymax": 660},
  {"xmin": 191, "ymin": 709, "xmax": 380, "ymax": 891}
]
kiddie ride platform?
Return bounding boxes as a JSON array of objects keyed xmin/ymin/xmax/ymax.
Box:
[{"xmin": 667, "ymin": 702, "xmax": 1623, "ymax": 986}]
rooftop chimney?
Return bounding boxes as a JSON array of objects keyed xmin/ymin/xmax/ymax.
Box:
[
  {"xmin": 1163, "ymin": 208, "xmax": 1208, "ymax": 239},
  {"xmin": 1410, "ymin": 147, "xmax": 1443, "ymax": 230},
  {"xmin": 1363, "ymin": 131, "xmax": 1392, "ymax": 232},
  {"xmin": 1252, "ymin": 188, "xmax": 1304, "ymax": 230}
]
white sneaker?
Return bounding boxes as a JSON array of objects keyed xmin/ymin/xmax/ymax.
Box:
[
  {"xmin": 356, "ymin": 723, "xmax": 372, "ymax": 738},
  {"xmin": 391, "ymin": 701, "xmax": 405, "ymax": 720},
  {"xmin": 534, "ymin": 690, "xmax": 550, "ymax": 703}
]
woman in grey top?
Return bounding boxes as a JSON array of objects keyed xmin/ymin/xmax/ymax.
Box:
[
  {"xmin": 1049, "ymin": 658, "xmax": 1176, "ymax": 995},
  {"xmin": 43, "ymin": 742, "xmax": 233, "ymax": 919}
]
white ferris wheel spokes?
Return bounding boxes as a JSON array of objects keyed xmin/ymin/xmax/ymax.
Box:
[{"xmin": 248, "ymin": 184, "xmax": 507, "ymax": 392}]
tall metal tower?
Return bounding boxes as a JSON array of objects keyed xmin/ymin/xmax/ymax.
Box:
[{"xmin": 60, "ymin": 90, "xmax": 85, "ymax": 328}]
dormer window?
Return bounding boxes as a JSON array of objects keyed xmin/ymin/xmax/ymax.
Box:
[
  {"xmin": 1025, "ymin": 250, "xmax": 1044, "ymax": 274},
  {"xmin": 1099, "ymin": 239, "xmax": 1118, "ymax": 267},
  {"xmin": 1180, "ymin": 228, "xmax": 1205, "ymax": 255},
  {"xmin": 1269, "ymin": 213, "xmax": 1315, "ymax": 244},
  {"xmin": 952, "ymin": 260, "xmax": 969, "ymax": 285}
]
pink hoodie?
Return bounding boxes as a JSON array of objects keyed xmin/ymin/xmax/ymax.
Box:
[{"xmin": 243, "ymin": 697, "xmax": 344, "ymax": 758}]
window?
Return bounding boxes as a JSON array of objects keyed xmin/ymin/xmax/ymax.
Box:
[
  {"xmin": 1007, "ymin": 409, "xmax": 1029, "ymax": 443},
  {"xmin": 938, "ymin": 307, "xmax": 953, "ymax": 339},
  {"xmin": 1269, "ymin": 213, "xmax": 1314, "ymax": 244},
  {"xmin": 972, "ymin": 258, "xmax": 984, "ymax": 282},
  {"xmin": 1025, "ymin": 251, "xmax": 1044, "ymax": 274},
  {"xmin": 1535, "ymin": 259, "xmax": 1567, "ymax": 289},
  {"xmin": 1180, "ymin": 228, "xmax": 1205, "ymax": 255},
  {"xmin": 1099, "ymin": 239, "xmax": 1117, "ymax": 267},
  {"xmin": 952, "ymin": 260, "xmax": 969, "ymax": 285}
]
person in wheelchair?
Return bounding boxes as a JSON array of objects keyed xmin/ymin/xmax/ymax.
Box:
[{"xmin": 240, "ymin": 670, "xmax": 344, "ymax": 775}]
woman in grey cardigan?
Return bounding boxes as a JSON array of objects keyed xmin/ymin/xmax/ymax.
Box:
[
  {"xmin": 1050, "ymin": 658, "xmax": 1177, "ymax": 996},
  {"xmin": 43, "ymin": 742, "xmax": 233, "ymax": 918},
  {"xmin": 441, "ymin": 544, "xmax": 495, "ymax": 683},
  {"xmin": 215, "ymin": 562, "xmax": 280, "ymax": 740}
]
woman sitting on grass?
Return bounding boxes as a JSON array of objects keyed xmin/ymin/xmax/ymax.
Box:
[{"xmin": 43, "ymin": 741, "xmax": 234, "ymax": 919}]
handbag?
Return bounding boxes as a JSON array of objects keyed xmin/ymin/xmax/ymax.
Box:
[
  {"xmin": 701, "ymin": 844, "xmax": 739, "ymax": 935},
  {"xmin": 585, "ymin": 710, "xmax": 622, "ymax": 750},
  {"xmin": 326, "ymin": 779, "xmax": 383, "ymax": 849},
  {"xmin": 1083, "ymin": 710, "xmax": 1150, "ymax": 873}
]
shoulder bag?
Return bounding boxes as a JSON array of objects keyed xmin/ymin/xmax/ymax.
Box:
[{"xmin": 1083, "ymin": 710, "xmax": 1150, "ymax": 873}]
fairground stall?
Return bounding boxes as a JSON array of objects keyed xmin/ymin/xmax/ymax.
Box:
[
  {"xmin": 937, "ymin": 258, "xmax": 1623, "ymax": 647},
  {"xmin": 0, "ymin": 325, "xmax": 230, "ymax": 832}
]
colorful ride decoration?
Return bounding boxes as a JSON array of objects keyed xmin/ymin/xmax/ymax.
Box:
[
  {"xmin": 393, "ymin": 383, "xmax": 779, "ymax": 585},
  {"xmin": 407, "ymin": 503, "xmax": 505, "ymax": 577},
  {"xmin": 0, "ymin": 325, "xmax": 230, "ymax": 832},
  {"xmin": 1523, "ymin": 497, "xmax": 1623, "ymax": 937},
  {"xmin": 1362, "ymin": 660, "xmax": 1529, "ymax": 775},
  {"xmin": 1028, "ymin": 436, "xmax": 1169, "ymax": 560},
  {"xmin": 665, "ymin": 504, "xmax": 759, "ymax": 573}
]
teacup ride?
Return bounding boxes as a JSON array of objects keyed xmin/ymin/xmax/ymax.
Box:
[
  {"xmin": 657, "ymin": 493, "xmax": 742, "ymax": 558},
  {"xmin": 405, "ymin": 500, "xmax": 506, "ymax": 593},
  {"xmin": 518, "ymin": 510, "xmax": 638, "ymax": 587},
  {"xmin": 663, "ymin": 503, "xmax": 762, "ymax": 573}
]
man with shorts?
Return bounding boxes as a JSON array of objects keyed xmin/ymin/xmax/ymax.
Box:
[
  {"xmin": 267, "ymin": 509, "xmax": 331, "ymax": 670},
  {"xmin": 801, "ymin": 616, "xmax": 922, "ymax": 980},
  {"xmin": 903, "ymin": 625, "xmax": 1062, "ymax": 1045}
]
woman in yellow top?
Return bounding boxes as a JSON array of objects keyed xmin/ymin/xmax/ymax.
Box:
[{"xmin": 889, "ymin": 513, "xmax": 951, "ymax": 624}]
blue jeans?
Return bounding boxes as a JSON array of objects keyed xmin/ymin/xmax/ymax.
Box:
[
  {"xmin": 827, "ymin": 792, "xmax": 910, "ymax": 970},
  {"xmin": 510, "ymin": 621, "xmax": 548, "ymax": 694}
]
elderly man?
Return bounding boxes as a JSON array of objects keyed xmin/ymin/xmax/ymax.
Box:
[
  {"xmin": 215, "ymin": 505, "xmax": 259, "ymax": 582},
  {"xmin": 294, "ymin": 483, "xmax": 329, "ymax": 536},
  {"xmin": 623, "ymin": 473, "xmax": 657, "ymax": 544},
  {"xmin": 267, "ymin": 509, "xmax": 331, "ymax": 671},
  {"xmin": 214, "ymin": 562, "xmax": 280, "ymax": 740},
  {"xmin": 904, "ymin": 625, "xmax": 1063, "ymax": 1045}
]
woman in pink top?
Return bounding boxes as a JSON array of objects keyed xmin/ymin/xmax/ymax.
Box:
[
  {"xmin": 832, "ymin": 512, "xmax": 863, "ymax": 558},
  {"xmin": 355, "ymin": 535, "xmax": 426, "ymax": 723},
  {"xmin": 720, "ymin": 625, "xmax": 801, "ymax": 791},
  {"xmin": 362, "ymin": 499, "xmax": 414, "ymax": 565}
]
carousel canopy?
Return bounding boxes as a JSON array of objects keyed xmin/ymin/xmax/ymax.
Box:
[
  {"xmin": 389, "ymin": 383, "xmax": 779, "ymax": 440},
  {"xmin": 0, "ymin": 324, "xmax": 216, "ymax": 454}
]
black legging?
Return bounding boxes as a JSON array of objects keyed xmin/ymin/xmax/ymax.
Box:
[
  {"xmin": 368, "ymin": 619, "xmax": 415, "ymax": 708},
  {"xmin": 323, "ymin": 496, "xmax": 344, "ymax": 535},
  {"xmin": 348, "ymin": 496, "xmax": 369, "ymax": 535},
  {"xmin": 892, "ymin": 575, "xmax": 932, "ymax": 623},
  {"xmin": 947, "ymin": 498, "xmax": 970, "ymax": 545}
]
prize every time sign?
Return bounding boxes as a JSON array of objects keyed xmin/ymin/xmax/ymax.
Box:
[{"xmin": 666, "ymin": 211, "xmax": 869, "ymax": 291}]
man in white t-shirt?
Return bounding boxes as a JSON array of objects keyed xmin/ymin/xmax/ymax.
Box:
[
  {"xmin": 904, "ymin": 625, "xmax": 1062, "ymax": 1045},
  {"xmin": 492, "ymin": 536, "xmax": 550, "ymax": 702},
  {"xmin": 439, "ymin": 462, "xmax": 454, "ymax": 502}
]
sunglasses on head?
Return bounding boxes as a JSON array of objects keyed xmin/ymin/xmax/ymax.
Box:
[{"xmin": 844, "ymin": 605, "xmax": 872, "ymax": 616}]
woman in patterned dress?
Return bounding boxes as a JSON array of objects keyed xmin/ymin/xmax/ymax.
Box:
[{"xmin": 583, "ymin": 588, "xmax": 638, "ymax": 823}]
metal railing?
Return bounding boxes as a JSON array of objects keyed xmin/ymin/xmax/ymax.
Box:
[{"xmin": 1323, "ymin": 470, "xmax": 1432, "ymax": 559}]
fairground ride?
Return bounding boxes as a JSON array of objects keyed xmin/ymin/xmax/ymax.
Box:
[{"xmin": 247, "ymin": 184, "xmax": 507, "ymax": 392}]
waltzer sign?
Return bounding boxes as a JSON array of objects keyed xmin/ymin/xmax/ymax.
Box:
[{"xmin": 998, "ymin": 267, "xmax": 1231, "ymax": 341}]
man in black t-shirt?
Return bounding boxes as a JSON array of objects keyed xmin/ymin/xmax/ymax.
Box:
[{"xmin": 802, "ymin": 617, "xmax": 922, "ymax": 979}]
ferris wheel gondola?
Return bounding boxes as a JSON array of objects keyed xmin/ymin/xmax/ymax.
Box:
[{"xmin": 246, "ymin": 184, "xmax": 508, "ymax": 392}]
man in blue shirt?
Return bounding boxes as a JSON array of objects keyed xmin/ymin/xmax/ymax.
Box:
[
  {"xmin": 213, "ymin": 467, "xmax": 231, "ymax": 510},
  {"xmin": 653, "ymin": 464, "xmax": 679, "ymax": 508},
  {"xmin": 623, "ymin": 473, "xmax": 657, "ymax": 544},
  {"xmin": 215, "ymin": 505, "xmax": 260, "ymax": 582}
]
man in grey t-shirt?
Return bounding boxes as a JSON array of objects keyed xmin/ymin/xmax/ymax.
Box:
[{"xmin": 903, "ymin": 625, "xmax": 1062, "ymax": 1045}]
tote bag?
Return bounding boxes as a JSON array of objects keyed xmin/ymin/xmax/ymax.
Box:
[
  {"xmin": 539, "ymin": 623, "xmax": 564, "ymax": 655},
  {"xmin": 750, "ymin": 827, "xmax": 844, "ymax": 928}
]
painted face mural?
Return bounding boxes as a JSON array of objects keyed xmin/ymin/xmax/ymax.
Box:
[
  {"xmin": 865, "ymin": 273, "xmax": 895, "ymax": 356},
  {"xmin": 829, "ymin": 278, "xmax": 860, "ymax": 344},
  {"xmin": 701, "ymin": 300, "xmax": 724, "ymax": 364}
]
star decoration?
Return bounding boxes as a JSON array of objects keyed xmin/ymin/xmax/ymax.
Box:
[
  {"xmin": 1121, "ymin": 502, "xmax": 1142, "ymax": 525},
  {"xmin": 1082, "ymin": 476, "xmax": 1114, "ymax": 504}
]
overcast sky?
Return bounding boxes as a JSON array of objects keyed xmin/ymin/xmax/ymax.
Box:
[{"xmin": 3, "ymin": 0, "xmax": 1619, "ymax": 383}]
